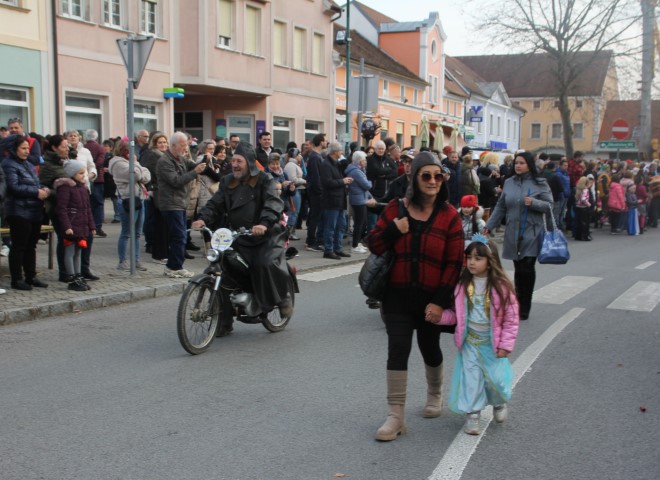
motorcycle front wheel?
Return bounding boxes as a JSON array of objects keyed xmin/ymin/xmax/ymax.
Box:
[
  {"xmin": 177, "ymin": 279, "xmax": 220, "ymax": 355},
  {"xmin": 262, "ymin": 278, "xmax": 295, "ymax": 333}
]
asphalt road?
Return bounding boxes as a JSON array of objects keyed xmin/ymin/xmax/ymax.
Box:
[{"xmin": 1, "ymin": 227, "xmax": 658, "ymax": 480}]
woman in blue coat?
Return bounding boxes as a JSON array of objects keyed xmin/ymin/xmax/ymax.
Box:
[
  {"xmin": 1, "ymin": 135, "xmax": 51, "ymax": 290},
  {"xmin": 484, "ymin": 151, "xmax": 553, "ymax": 320},
  {"xmin": 345, "ymin": 150, "xmax": 375, "ymax": 254}
]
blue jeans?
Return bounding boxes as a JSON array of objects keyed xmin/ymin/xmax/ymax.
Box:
[
  {"xmin": 322, "ymin": 209, "xmax": 347, "ymax": 254},
  {"xmin": 162, "ymin": 210, "xmax": 187, "ymax": 270},
  {"xmin": 286, "ymin": 190, "xmax": 301, "ymax": 227},
  {"xmin": 117, "ymin": 198, "xmax": 145, "ymax": 263},
  {"xmin": 91, "ymin": 183, "xmax": 105, "ymax": 230},
  {"xmin": 553, "ymin": 198, "xmax": 567, "ymax": 230}
]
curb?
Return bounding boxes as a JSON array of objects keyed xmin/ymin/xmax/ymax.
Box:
[{"xmin": 0, "ymin": 235, "xmax": 504, "ymax": 326}]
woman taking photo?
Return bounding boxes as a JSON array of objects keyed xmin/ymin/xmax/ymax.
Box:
[
  {"xmin": 368, "ymin": 152, "xmax": 464, "ymax": 441},
  {"xmin": 484, "ymin": 151, "xmax": 553, "ymax": 320},
  {"xmin": 1, "ymin": 135, "xmax": 50, "ymax": 290}
]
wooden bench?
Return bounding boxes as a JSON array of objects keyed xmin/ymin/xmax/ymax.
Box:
[{"xmin": 0, "ymin": 225, "xmax": 55, "ymax": 270}]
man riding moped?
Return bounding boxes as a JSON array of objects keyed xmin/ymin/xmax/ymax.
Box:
[{"xmin": 191, "ymin": 141, "xmax": 293, "ymax": 337}]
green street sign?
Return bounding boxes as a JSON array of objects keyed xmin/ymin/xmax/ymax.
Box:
[{"xmin": 599, "ymin": 141, "xmax": 636, "ymax": 149}]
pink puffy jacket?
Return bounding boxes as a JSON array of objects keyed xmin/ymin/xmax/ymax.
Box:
[
  {"xmin": 607, "ymin": 182, "xmax": 626, "ymax": 212},
  {"xmin": 448, "ymin": 284, "xmax": 520, "ymax": 353}
]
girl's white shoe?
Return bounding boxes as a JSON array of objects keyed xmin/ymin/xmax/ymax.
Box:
[
  {"xmin": 494, "ymin": 404, "xmax": 508, "ymax": 423},
  {"xmin": 464, "ymin": 412, "xmax": 481, "ymax": 435}
]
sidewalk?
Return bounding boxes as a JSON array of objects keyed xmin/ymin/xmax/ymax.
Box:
[
  {"xmin": 0, "ymin": 200, "xmax": 504, "ymax": 325},
  {"xmin": 0, "ymin": 200, "xmax": 367, "ymax": 325}
]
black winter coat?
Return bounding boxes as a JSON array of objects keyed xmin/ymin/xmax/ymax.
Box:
[
  {"xmin": 320, "ymin": 156, "xmax": 347, "ymax": 210},
  {"xmin": 1, "ymin": 156, "xmax": 44, "ymax": 223},
  {"xmin": 366, "ymin": 153, "xmax": 397, "ymax": 198}
]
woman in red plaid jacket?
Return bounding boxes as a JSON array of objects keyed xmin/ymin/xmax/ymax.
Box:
[{"xmin": 368, "ymin": 151, "xmax": 464, "ymax": 442}]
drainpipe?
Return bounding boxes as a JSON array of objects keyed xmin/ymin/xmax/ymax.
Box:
[{"xmin": 50, "ymin": 0, "xmax": 61, "ymax": 133}]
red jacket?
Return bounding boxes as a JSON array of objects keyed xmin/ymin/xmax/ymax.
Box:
[
  {"xmin": 55, "ymin": 179, "xmax": 95, "ymax": 239},
  {"xmin": 368, "ymin": 199, "xmax": 464, "ymax": 308},
  {"xmin": 607, "ymin": 182, "xmax": 626, "ymax": 212}
]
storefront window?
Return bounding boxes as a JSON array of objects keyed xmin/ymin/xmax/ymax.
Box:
[{"xmin": 0, "ymin": 86, "xmax": 30, "ymax": 132}]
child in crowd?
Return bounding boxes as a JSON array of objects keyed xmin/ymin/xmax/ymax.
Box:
[
  {"xmin": 458, "ymin": 195, "xmax": 485, "ymax": 250},
  {"xmin": 55, "ymin": 160, "xmax": 96, "ymax": 291},
  {"xmin": 635, "ymin": 174, "xmax": 648, "ymax": 234},
  {"xmin": 574, "ymin": 176, "xmax": 594, "ymax": 241},
  {"xmin": 446, "ymin": 234, "xmax": 519, "ymax": 435},
  {"xmin": 625, "ymin": 182, "xmax": 639, "ymax": 236}
]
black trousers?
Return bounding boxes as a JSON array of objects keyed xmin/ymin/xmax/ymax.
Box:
[
  {"xmin": 513, "ymin": 256, "xmax": 537, "ymax": 318},
  {"xmin": 381, "ymin": 312, "xmax": 443, "ymax": 371},
  {"xmin": 305, "ymin": 194, "xmax": 323, "ymax": 246},
  {"xmin": 6, "ymin": 215, "xmax": 42, "ymax": 283},
  {"xmin": 351, "ymin": 204, "xmax": 367, "ymax": 248},
  {"xmin": 574, "ymin": 207, "xmax": 591, "ymax": 240}
]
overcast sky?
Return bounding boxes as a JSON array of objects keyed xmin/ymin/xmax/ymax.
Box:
[{"xmin": 353, "ymin": 0, "xmax": 491, "ymax": 56}]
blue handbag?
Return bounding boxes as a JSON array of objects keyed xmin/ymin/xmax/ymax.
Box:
[{"xmin": 538, "ymin": 214, "xmax": 570, "ymax": 264}]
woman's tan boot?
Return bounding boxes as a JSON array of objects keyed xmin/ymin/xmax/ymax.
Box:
[
  {"xmin": 422, "ymin": 364, "xmax": 443, "ymax": 418},
  {"xmin": 375, "ymin": 370, "xmax": 407, "ymax": 441}
]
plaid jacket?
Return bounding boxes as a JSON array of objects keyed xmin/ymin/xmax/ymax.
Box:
[
  {"xmin": 567, "ymin": 159, "xmax": 584, "ymax": 188},
  {"xmin": 368, "ymin": 199, "xmax": 464, "ymax": 308}
]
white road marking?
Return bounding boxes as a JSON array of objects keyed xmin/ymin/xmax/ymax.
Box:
[
  {"xmin": 428, "ymin": 308, "xmax": 585, "ymax": 480},
  {"xmin": 297, "ymin": 263, "xmax": 363, "ymax": 282},
  {"xmin": 607, "ymin": 281, "xmax": 660, "ymax": 312},
  {"xmin": 533, "ymin": 276, "xmax": 602, "ymax": 304},
  {"xmin": 635, "ymin": 261, "xmax": 656, "ymax": 270}
]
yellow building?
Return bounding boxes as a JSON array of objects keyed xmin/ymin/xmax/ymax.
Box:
[{"xmin": 457, "ymin": 51, "xmax": 619, "ymax": 156}]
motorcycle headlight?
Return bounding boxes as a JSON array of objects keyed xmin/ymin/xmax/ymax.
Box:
[{"xmin": 206, "ymin": 249, "xmax": 220, "ymax": 262}]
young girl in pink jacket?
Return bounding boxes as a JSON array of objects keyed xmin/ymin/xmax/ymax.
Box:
[{"xmin": 444, "ymin": 234, "xmax": 520, "ymax": 435}]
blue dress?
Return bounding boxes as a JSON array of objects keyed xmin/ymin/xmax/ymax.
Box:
[{"xmin": 449, "ymin": 279, "xmax": 514, "ymax": 414}]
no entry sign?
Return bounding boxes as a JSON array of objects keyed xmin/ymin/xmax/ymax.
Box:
[{"xmin": 611, "ymin": 119, "xmax": 630, "ymax": 140}]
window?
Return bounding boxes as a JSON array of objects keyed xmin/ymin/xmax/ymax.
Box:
[
  {"xmin": 410, "ymin": 123, "xmax": 418, "ymax": 146},
  {"xmin": 380, "ymin": 118, "xmax": 389, "ymax": 139},
  {"xmin": 551, "ymin": 123, "xmax": 562, "ymax": 139},
  {"xmin": 244, "ymin": 5, "xmax": 261, "ymax": 56},
  {"xmin": 513, "ymin": 121, "xmax": 517, "ymax": 139},
  {"xmin": 273, "ymin": 21, "xmax": 286, "ymax": 66},
  {"xmin": 575, "ymin": 99, "xmax": 583, "ymax": 108},
  {"xmin": 134, "ymin": 102, "xmax": 159, "ymax": 133},
  {"xmin": 431, "ymin": 40, "xmax": 437, "ymax": 61},
  {"xmin": 533, "ymin": 100, "xmax": 541, "ymax": 110},
  {"xmin": 0, "ymin": 0, "xmax": 19, "ymax": 6},
  {"xmin": 174, "ymin": 111, "xmax": 204, "ymax": 142},
  {"xmin": 531, "ymin": 123, "xmax": 541, "ymax": 139},
  {"xmin": 272, "ymin": 117, "xmax": 291, "ymax": 150},
  {"xmin": 293, "ymin": 27, "xmax": 306, "ymax": 70},
  {"xmin": 382, "ymin": 80, "xmax": 389, "ymax": 98},
  {"xmin": 312, "ymin": 33, "xmax": 324, "ymax": 74},
  {"xmin": 140, "ymin": 0, "xmax": 158, "ymax": 36},
  {"xmin": 217, "ymin": 0, "xmax": 233, "ymax": 48},
  {"xmin": 304, "ymin": 120, "xmax": 322, "ymax": 141},
  {"xmin": 103, "ymin": 0, "xmax": 125, "ymax": 29},
  {"xmin": 477, "ymin": 119, "xmax": 482, "ymax": 134},
  {"xmin": 489, "ymin": 114, "xmax": 494, "ymax": 135},
  {"xmin": 60, "ymin": 0, "xmax": 88, "ymax": 19},
  {"xmin": 497, "ymin": 116, "xmax": 501, "ymax": 136},
  {"xmin": 400, "ymin": 85, "xmax": 405, "ymax": 103},
  {"xmin": 226, "ymin": 115, "xmax": 253, "ymax": 144},
  {"xmin": 65, "ymin": 94, "xmax": 103, "ymax": 139},
  {"xmin": 0, "ymin": 86, "xmax": 30, "ymax": 132},
  {"xmin": 428, "ymin": 75, "xmax": 438, "ymax": 105},
  {"xmin": 573, "ymin": 122, "xmax": 584, "ymax": 139},
  {"xmin": 396, "ymin": 121, "xmax": 404, "ymax": 146},
  {"xmin": 507, "ymin": 118, "xmax": 511, "ymax": 138},
  {"xmin": 413, "ymin": 89, "xmax": 418, "ymax": 105},
  {"xmin": 554, "ymin": 100, "xmax": 560, "ymax": 109},
  {"xmin": 444, "ymin": 99, "xmax": 449, "ymax": 114}
]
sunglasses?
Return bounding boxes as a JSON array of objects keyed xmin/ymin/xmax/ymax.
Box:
[{"xmin": 420, "ymin": 172, "xmax": 443, "ymax": 182}]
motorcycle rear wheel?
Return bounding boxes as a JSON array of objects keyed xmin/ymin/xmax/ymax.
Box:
[
  {"xmin": 262, "ymin": 278, "xmax": 295, "ymax": 333},
  {"xmin": 177, "ymin": 280, "xmax": 220, "ymax": 355}
]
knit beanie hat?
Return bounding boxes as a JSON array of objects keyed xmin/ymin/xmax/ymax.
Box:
[
  {"xmin": 64, "ymin": 159, "xmax": 86, "ymax": 178},
  {"xmin": 460, "ymin": 195, "xmax": 478, "ymax": 208},
  {"xmin": 406, "ymin": 151, "xmax": 446, "ymax": 201},
  {"xmin": 233, "ymin": 141, "xmax": 259, "ymax": 176}
]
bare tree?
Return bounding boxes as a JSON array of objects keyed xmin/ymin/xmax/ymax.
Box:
[{"xmin": 472, "ymin": 0, "xmax": 642, "ymax": 158}]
